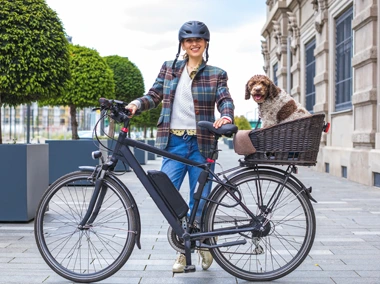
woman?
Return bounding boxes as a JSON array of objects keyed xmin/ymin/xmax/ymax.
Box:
[{"xmin": 126, "ymin": 20, "xmax": 234, "ymax": 273}]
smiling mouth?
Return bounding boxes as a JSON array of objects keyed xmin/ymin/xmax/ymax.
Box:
[{"xmin": 252, "ymin": 94, "xmax": 264, "ymax": 102}]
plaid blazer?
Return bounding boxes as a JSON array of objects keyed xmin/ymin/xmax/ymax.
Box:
[{"xmin": 136, "ymin": 59, "xmax": 234, "ymax": 158}]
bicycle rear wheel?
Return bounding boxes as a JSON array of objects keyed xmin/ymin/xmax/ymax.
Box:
[
  {"xmin": 34, "ymin": 171, "xmax": 137, "ymax": 283},
  {"xmin": 203, "ymin": 169, "xmax": 315, "ymax": 281}
]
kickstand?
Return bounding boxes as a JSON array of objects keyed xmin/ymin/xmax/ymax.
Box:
[{"xmin": 183, "ymin": 237, "xmax": 196, "ymax": 273}]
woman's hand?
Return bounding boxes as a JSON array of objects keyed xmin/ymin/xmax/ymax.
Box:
[
  {"xmin": 125, "ymin": 104, "xmax": 138, "ymax": 117},
  {"xmin": 213, "ymin": 117, "xmax": 231, "ymax": 129}
]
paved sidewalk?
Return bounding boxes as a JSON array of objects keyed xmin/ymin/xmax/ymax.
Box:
[{"xmin": 1, "ymin": 142, "xmax": 380, "ymax": 284}]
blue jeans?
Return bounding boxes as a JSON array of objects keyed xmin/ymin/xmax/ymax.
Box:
[{"xmin": 161, "ymin": 133, "xmax": 215, "ymax": 220}]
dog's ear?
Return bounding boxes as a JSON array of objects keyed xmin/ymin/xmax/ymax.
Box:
[
  {"xmin": 268, "ymin": 82, "xmax": 281, "ymax": 100},
  {"xmin": 245, "ymin": 81, "xmax": 251, "ymax": 100}
]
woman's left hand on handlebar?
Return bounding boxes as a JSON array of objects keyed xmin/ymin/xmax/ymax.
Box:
[
  {"xmin": 213, "ymin": 117, "xmax": 231, "ymax": 129},
  {"xmin": 125, "ymin": 104, "xmax": 138, "ymax": 117}
]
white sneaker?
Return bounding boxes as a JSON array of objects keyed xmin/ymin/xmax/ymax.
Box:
[
  {"xmin": 198, "ymin": 249, "xmax": 213, "ymax": 270},
  {"xmin": 172, "ymin": 253, "xmax": 186, "ymax": 273},
  {"xmin": 252, "ymin": 237, "xmax": 264, "ymax": 254}
]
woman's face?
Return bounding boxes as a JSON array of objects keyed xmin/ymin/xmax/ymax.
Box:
[{"xmin": 181, "ymin": 37, "xmax": 207, "ymax": 60}]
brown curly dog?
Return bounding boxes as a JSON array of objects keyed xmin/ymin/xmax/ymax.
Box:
[{"xmin": 245, "ymin": 74, "xmax": 310, "ymax": 128}]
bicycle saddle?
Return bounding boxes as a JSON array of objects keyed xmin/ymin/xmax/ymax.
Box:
[{"xmin": 198, "ymin": 121, "xmax": 238, "ymax": 137}]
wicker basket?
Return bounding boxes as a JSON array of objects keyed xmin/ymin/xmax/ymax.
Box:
[{"xmin": 242, "ymin": 114, "xmax": 326, "ymax": 166}]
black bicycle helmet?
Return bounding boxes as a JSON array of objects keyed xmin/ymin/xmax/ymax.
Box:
[
  {"xmin": 178, "ymin": 21, "xmax": 210, "ymax": 42},
  {"xmin": 171, "ymin": 21, "xmax": 210, "ymax": 76}
]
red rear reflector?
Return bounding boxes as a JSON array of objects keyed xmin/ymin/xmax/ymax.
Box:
[
  {"xmin": 323, "ymin": 123, "xmax": 330, "ymax": 133},
  {"xmin": 122, "ymin": 127, "xmax": 129, "ymax": 133}
]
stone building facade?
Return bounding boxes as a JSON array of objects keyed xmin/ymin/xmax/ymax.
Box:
[{"xmin": 261, "ymin": 0, "xmax": 380, "ymax": 187}]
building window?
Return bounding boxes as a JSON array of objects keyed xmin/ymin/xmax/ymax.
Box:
[
  {"xmin": 335, "ymin": 7, "xmax": 353, "ymax": 112},
  {"xmin": 341, "ymin": 166, "xmax": 347, "ymax": 178},
  {"xmin": 374, "ymin": 173, "xmax": 380, "ymax": 187},
  {"xmin": 325, "ymin": 163, "xmax": 329, "ymax": 173},
  {"xmin": 305, "ymin": 39, "xmax": 316, "ymax": 113},
  {"xmin": 273, "ymin": 63, "xmax": 278, "ymax": 86}
]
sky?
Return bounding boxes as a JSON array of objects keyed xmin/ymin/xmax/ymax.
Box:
[{"xmin": 45, "ymin": 0, "xmax": 267, "ymax": 118}]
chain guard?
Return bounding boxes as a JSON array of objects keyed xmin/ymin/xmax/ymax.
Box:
[{"xmin": 167, "ymin": 226, "xmax": 186, "ymax": 254}]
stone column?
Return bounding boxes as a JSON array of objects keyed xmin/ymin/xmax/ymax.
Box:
[
  {"xmin": 312, "ymin": 0, "xmax": 329, "ymax": 115},
  {"xmin": 261, "ymin": 40, "xmax": 270, "ymax": 74},
  {"xmin": 287, "ymin": 10, "xmax": 301, "ymax": 103},
  {"xmin": 272, "ymin": 13, "xmax": 289, "ymax": 90},
  {"xmin": 352, "ymin": 1, "xmax": 377, "ymax": 149},
  {"xmin": 312, "ymin": 0, "xmax": 329, "ymax": 146}
]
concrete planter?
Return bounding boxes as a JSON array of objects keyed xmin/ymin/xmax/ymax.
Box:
[
  {"xmin": 134, "ymin": 139, "xmax": 148, "ymax": 165},
  {"xmin": 146, "ymin": 139, "xmax": 156, "ymax": 160},
  {"xmin": 0, "ymin": 144, "xmax": 48, "ymax": 222},
  {"xmin": 46, "ymin": 140, "xmax": 103, "ymax": 184},
  {"xmin": 227, "ymin": 138, "xmax": 234, "ymax": 150}
]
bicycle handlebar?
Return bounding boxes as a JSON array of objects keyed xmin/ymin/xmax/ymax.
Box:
[
  {"xmin": 99, "ymin": 98, "xmax": 132, "ymax": 124},
  {"xmin": 98, "ymin": 97, "xmax": 238, "ymax": 138}
]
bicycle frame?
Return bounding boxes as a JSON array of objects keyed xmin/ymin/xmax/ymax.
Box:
[
  {"xmin": 77, "ymin": 99, "xmax": 317, "ymax": 271},
  {"xmin": 77, "ymin": 120, "xmax": 268, "ymax": 268},
  {"xmin": 110, "ymin": 128, "xmax": 262, "ymax": 237}
]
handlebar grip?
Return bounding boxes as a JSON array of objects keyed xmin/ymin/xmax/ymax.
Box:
[
  {"xmin": 99, "ymin": 98, "xmax": 127, "ymax": 107},
  {"xmin": 99, "ymin": 98, "xmax": 111, "ymax": 107}
]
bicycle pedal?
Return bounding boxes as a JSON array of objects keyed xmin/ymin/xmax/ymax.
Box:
[{"xmin": 184, "ymin": 265, "xmax": 196, "ymax": 273}]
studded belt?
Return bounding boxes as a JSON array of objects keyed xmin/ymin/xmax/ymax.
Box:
[{"xmin": 170, "ymin": 129, "xmax": 197, "ymax": 136}]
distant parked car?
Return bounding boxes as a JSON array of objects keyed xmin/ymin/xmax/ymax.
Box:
[{"xmin": 78, "ymin": 130, "xmax": 93, "ymax": 139}]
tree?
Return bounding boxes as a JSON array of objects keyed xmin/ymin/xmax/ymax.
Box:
[
  {"xmin": 103, "ymin": 55, "xmax": 144, "ymax": 102},
  {"xmin": 103, "ymin": 55, "xmax": 144, "ymax": 137},
  {"xmin": 40, "ymin": 44, "xmax": 115, "ymax": 139},
  {"xmin": 147, "ymin": 103, "xmax": 162, "ymax": 138},
  {"xmin": 0, "ymin": 0, "xmax": 70, "ymax": 144},
  {"xmin": 234, "ymin": 115, "xmax": 252, "ymax": 130},
  {"xmin": 132, "ymin": 103, "xmax": 162, "ymax": 138}
]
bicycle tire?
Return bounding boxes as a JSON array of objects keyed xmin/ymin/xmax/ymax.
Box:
[
  {"xmin": 203, "ymin": 169, "xmax": 316, "ymax": 281},
  {"xmin": 34, "ymin": 171, "xmax": 137, "ymax": 283}
]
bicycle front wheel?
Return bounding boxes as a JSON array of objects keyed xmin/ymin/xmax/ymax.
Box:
[
  {"xmin": 34, "ymin": 171, "xmax": 137, "ymax": 283},
  {"xmin": 203, "ymin": 169, "xmax": 316, "ymax": 281}
]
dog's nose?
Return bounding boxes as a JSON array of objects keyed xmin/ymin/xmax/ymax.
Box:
[{"xmin": 253, "ymin": 85, "xmax": 262, "ymax": 91}]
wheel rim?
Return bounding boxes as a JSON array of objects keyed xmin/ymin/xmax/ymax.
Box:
[
  {"xmin": 205, "ymin": 172, "xmax": 315, "ymax": 280},
  {"xmin": 35, "ymin": 173, "xmax": 134, "ymax": 281}
]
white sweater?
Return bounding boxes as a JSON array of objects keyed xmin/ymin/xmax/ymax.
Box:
[{"xmin": 169, "ymin": 71, "xmax": 196, "ymax": 130}]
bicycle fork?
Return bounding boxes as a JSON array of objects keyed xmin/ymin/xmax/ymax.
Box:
[{"xmin": 78, "ymin": 168, "xmax": 107, "ymax": 230}]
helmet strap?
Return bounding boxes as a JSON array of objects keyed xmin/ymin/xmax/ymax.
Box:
[
  {"xmin": 205, "ymin": 43, "xmax": 209, "ymax": 63},
  {"xmin": 171, "ymin": 42, "xmax": 182, "ymax": 78}
]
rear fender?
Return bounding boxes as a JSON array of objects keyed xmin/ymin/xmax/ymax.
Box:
[{"xmin": 202, "ymin": 166, "xmax": 316, "ymax": 224}]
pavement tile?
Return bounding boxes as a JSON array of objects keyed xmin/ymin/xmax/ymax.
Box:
[{"xmin": 332, "ymin": 279, "xmax": 380, "ymax": 284}]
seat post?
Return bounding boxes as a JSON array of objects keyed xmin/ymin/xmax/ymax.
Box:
[{"xmin": 210, "ymin": 134, "xmax": 221, "ymax": 160}]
